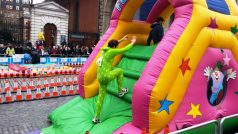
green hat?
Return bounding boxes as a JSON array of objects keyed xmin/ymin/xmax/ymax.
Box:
[{"xmin": 215, "ymin": 61, "xmax": 223, "ymax": 70}]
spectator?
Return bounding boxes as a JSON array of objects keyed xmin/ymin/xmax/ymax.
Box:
[
  {"xmin": 51, "ymin": 46, "xmax": 58, "ymax": 55},
  {"xmin": 6, "ymin": 43, "xmax": 15, "ymax": 57},
  {"xmin": 147, "ymin": 17, "xmax": 165, "ymax": 45},
  {"xmin": 0, "ymin": 44, "xmax": 5, "ymax": 54},
  {"xmin": 15, "ymin": 45, "xmax": 21, "ymax": 54},
  {"xmin": 26, "ymin": 40, "xmax": 32, "ymax": 48}
]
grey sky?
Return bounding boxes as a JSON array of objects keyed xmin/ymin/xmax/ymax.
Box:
[{"xmin": 33, "ymin": 0, "xmax": 44, "ymax": 4}]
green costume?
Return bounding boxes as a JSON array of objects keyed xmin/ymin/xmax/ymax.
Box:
[{"xmin": 95, "ymin": 43, "xmax": 133, "ymax": 120}]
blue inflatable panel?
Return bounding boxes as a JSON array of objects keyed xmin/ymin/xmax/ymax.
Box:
[
  {"xmin": 206, "ymin": 0, "xmax": 230, "ymax": 15},
  {"xmin": 140, "ymin": 0, "xmax": 157, "ymax": 21}
]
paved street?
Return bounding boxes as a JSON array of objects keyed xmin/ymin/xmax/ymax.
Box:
[{"xmin": 0, "ymin": 96, "xmax": 76, "ymax": 134}]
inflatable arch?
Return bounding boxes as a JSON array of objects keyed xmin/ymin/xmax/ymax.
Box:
[{"xmin": 43, "ymin": 0, "xmax": 238, "ymax": 133}]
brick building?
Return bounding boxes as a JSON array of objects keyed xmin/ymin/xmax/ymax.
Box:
[
  {"xmin": 0, "ymin": 0, "xmax": 32, "ymax": 43},
  {"xmin": 49, "ymin": 0, "xmax": 100, "ymax": 47}
]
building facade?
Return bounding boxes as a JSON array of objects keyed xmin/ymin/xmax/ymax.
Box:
[
  {"xmin": 30, "ymin": 1, "xmax": 69, "ymax": 46},
  {"xmin": 0, "ymin": 0, "xmax": 32, "ymax": 43},
  {"xmin": 50, "ymin": 0, "xmax": 100, "ymax": 47}
]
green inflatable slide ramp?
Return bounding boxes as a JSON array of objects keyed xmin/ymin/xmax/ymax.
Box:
[{"xmin": 42, "ymin": 45, "xmax": 156, "ymax": 134}]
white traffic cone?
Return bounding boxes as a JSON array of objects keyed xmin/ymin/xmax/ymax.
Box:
[
  {"xmin": 35, "ymin": 78, "xmax": 42, "ymax": 99},
  {"xmin": 50, "ymin": 77, "xmax": 55, "ymax": 88},
  {"xmin": 0, "ymin": 87, "xmax": 3, "ymax": 103},
  {"xmin": 21, "ymin": 78, "xmax": 27, "ymax": 91},
  {"xmin": 61, "ymin": 85, "xmax": 67, "ymax": 96},
  {"xmin": 73, "ymin": 75, "xmax": 78, "ymax": 85},
  {"xmin": 68, "ymin": 77, "xmax": 75, "ymax": 95},
  {"xmin": 13, "ymin": 79, "xmax": 19, "ymax": 92},
  {"xmin": 15, "ymin": 88, "xmax": 23, "ymax": 101},
  {"xmin": 5, "ymin": 90, "xmax": 13, "ymax": 103},
  {"xmin": 25, "ymin": 87, "xmax": 33, "ymax": 100},
  {"xmin": 56, "ymin": 76, "xmax": 61, "ymax": 87},
  {"xmin": 44, "ymin": 87, "xmax": 51, "ymax": 98},
  {"xmin": 4, "ymin": 80, "xmax": 10, "ymax": 93},
  {"xmin": 63, "ymin": 76, "xmax": 67, "ymax": 86},
  {"xmin": 52, "ymin": 86, "xmax": 59, "ymax": 97},
  {"xmin": 28, "ymin": 78, "xmax": 34, "ymax": 91},
  {"xmin": 44, "ymin": 77, "xmax": 49, "ymax": 88}
]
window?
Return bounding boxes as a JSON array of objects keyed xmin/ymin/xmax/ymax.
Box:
[
  {"xmin": 22, "ymin": 0, "xmax": 29, "ymax": 4},
  {"xmin": 9, "ymin": 5, "xmax": 13, "ymax": 9},
  {"xmin": 16, "ymin": 0, "xmax": 19, "ymax": 3},
  {"xmin": 16, "ymin": 6, "xmax": 19, "ymax": 10}
]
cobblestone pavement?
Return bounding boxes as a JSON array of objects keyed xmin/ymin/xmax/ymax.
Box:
[{"xmin": 0, "ymin": 96, "xmax": 76, "ymax": 134}]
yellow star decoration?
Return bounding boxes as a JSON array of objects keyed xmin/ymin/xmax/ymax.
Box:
[{"xmin": 187, "ymin": 103, "xmax": 202, "ymax": 118}]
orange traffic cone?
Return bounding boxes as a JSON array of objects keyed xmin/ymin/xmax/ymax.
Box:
[
  {"xmin": 15, "ymin": 88, "xmax": 23, "ymax": 101},
  {"xmin": 13, "ymin": 71, "xmax": 17, "ymax": 77},
  {"xmin": 164, "ymin": 125, "xmax": 170, "ymax": 134},
  {"xmin": 35, "ymin": 78, "xmax": 42, "ymax": 99},
  {"xmin": 35, "ymin": 69, "xmax": 39, "ymax": 77},
  {"xmin": 68, "ymin": 77, "xmax": 73, "ymax": 86},
  {"xmin": 13, "ymin": 79, "xmax": 19, "ymax": 92},
  {"xmin": 29, "ymin": 70, "xmax": 34, "ymax": 78},
  {"xmin": 63, "ymin": 76, "xmax": 67, "ymax": 86},
  {"xmin": 0, "ymin": 87, "xmax": 3, "ymax": 103},
  {"xmin": 76, "ymin": 68, "xmax": 80, "ymax": 74},
  {"xmin": 19, "ymin": 71, "xmax": 22, "ymax": 77},
  {"xmin": 76, "ymin": 88, "xmax": 80, "ymax": 95},
  {"xmin": 50, "ymin": 77, "xmax": 55, "ymax": 88},
  {"xmin": 61, "ymin": 85, "xmax": 67, "ymax": 96},
  {"xmin": 6, "ymin": 69, "xmax": 10, "ymax": 78},
  {"xmin": 0, "ymin": 94, "xmax": 3, "ymax": 103},
  {"xmin": 25, "ymin": 87, "xmax": 33, "ymax": 100},
  {"xmin": 52, "ymin": 86, "xmax": 59, "ymax": 97},
  {"xmin": 4, "ymin": 80, "xmax": 10, "ymax": 92},
  {"xmin": 51, "ymin": 69, "xmax": 55, "ymax": 76},
  {"xmin": 44, "ymin": 87, "xmax": 51, "ymax": 98},
  {"xmin": 41, "ymin": 69, "xmax": 46, "ymax": 77},
  {"xmin": 47, "ymin": 70, "xmax": 52, "ymax": 77},
  {"xmin": 56, "ymin": 76, "xmax": 61, "ymax": 86},
  {"xmin": 141, "ymin": 128, "xmax": 147, "ymax": 134},
  {"xmin": 5, "ymin": 90, "xmax": 13, "ymax": 103},
  {"xmin": 44, "ymin": 77, "xmax": 49, "ymax": 88},
  {"xmin": 73, "ymin": 75, "xmax": 78, "ymax": 85},
  {"xmin": 28, "ymin": 78, "xmax": 34, "ymax": 91},
  {"xmin": 68, "ymin": 83, "xmax": 75, "ymax": 95},
  {"xmin": 21, "ymin": 78, "xmax": 27, "ymax": 91}
]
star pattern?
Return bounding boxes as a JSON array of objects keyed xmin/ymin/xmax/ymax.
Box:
[
  {"xmin": 158, "ymin": 96, "xmax": 174, "ymax": 114},
  {"xmin": 208, "ymin": 17, "xmax": 218, "ymax": 29},
  {"xmin": 231, "ymin": 24, "xmax": 238, "ymax": 35},
  {"xmin": 179, "ymin": 58, "xmax": 191, "ymax": 76},
  {"xmin": 223, "ymin": 53, "xmax": 231, "ymax": 66},
  {"xmin": 187, "ymin": 103, "xmax": 202, "ymax": 118}
]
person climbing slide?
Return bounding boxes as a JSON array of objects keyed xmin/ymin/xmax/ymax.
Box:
[{"xmin": 92, "ymin": 35, "xmax": 137, "ymax": 124}]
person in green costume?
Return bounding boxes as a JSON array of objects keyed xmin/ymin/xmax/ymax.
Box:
[{"xmin": 92, "ymin": 35, "xmax": 137, "ymax": 124}]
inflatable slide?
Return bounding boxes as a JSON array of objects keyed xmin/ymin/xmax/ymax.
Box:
[{"xmin": 42, "ymin": 0, "xmax": 238, "ymax": 133}]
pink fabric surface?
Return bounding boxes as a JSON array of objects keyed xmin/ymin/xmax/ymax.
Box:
[
  {"xmin": 111, "ymin": 0, "xmax": 128, "ymax": 20},
  {"xmin": 132, "ymin": 2, "xmax": 193, "ymax": 129},
  {"xmin": 113, "ymin": 122, "xmax": 142, "ymax": 134},
  {"xmin": 78, "ymin": 20, "xmax": 118, "ymax": 98},
  {"xmin": 169, "ymin": 48, "xmax": 238, "ymax": 132},
  {"xmin": 146, "ymin": 0, "xmax": 170, "ymax": 23}
]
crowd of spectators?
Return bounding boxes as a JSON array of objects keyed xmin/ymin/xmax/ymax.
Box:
[{"xmin": 0, "ymin": 42, "xmax": 94, "ymax": 57}]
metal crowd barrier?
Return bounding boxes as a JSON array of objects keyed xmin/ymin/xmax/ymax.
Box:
[
  {"xmin": 219, "ymin": 113, "xmax": 238, "ymax": 134},
  {"xmin": 170, "ymin": 120, "xmax": 219, "ymax": 134},
  {"xmin": 170, "ymin": 113, "xmax": 238, "ymax": 134}
]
